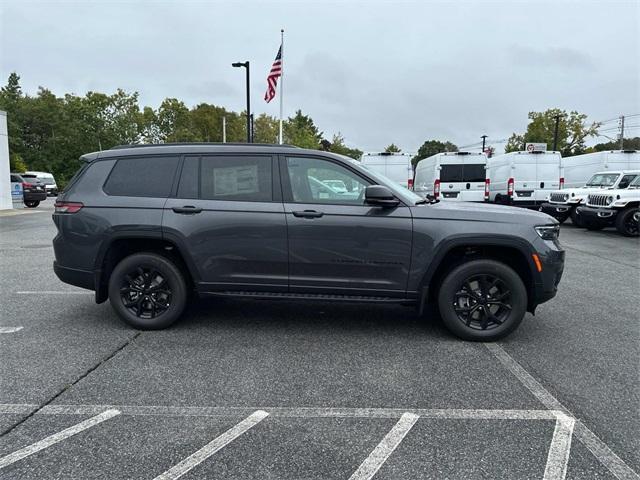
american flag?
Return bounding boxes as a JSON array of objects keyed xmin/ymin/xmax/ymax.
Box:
[{"xmin": 264, "ymin": 45, "xmax": 282, "ymax": 103}]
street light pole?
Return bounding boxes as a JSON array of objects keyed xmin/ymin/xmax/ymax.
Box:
[
  {"xmin": 552, "ymin": 115, "xmax": 561, "ymax": 152},
  {"xmin": 232, "ymin": 61, "xmax": 251, "ymax": 143},
  {"xmin": 481, "ymin": 135, "xmax": 487, "ymax": 153}
]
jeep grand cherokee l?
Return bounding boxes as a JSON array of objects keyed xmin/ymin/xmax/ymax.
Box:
[{"xmin": 52, "ymin": 143, "xmax": 564, "ymax": 341}]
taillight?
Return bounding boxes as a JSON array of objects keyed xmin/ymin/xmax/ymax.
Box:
[
  {"xmin": 507, "ymin": 178, "xmax": 514, "ymax": 197},
  {"xmin": 559, "ymin": 177, "xmax": 565, "ymax": 189},
  {"xmin": 22, "ymin": 182, "xmax": 33, "ymax": 189},
  {"xmin": 407, "ymin": 178, "xmax": 414, "ymax": 190},
  {"xmin": 54, "ymin": 201, "xmax": 84, "ymax": 213},
  {"xmin": 433, "ymin": 179, "xmax": 440, "ymax": 198},
  {"xmin": 484, "ymin": 179, "xmax": 490, "ymax": 200}
]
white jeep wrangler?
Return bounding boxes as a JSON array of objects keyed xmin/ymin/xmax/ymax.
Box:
[
  {"xmin": 576, "ymin": 175, "xmax": 640, "ymax": 236},
  {"xmin": 540, "ymin": 170, "xmax": 639, "ymax": 226}
]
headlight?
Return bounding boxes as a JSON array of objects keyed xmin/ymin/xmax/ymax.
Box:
[
  {"xmin": 563, "ymin": 194, "xmax": 569, "ymax": 201},
  {"xmin": 535, "ymin": 225, "xmax": 560, "ymax": 241},
  {"xmin": 606, "ymin": 196, "xmax": 614, "ymax": 205}
]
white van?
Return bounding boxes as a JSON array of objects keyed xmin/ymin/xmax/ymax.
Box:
[
  {"xmin": 413, "ymin": 152, "xmax": 487, "ymax": 202},
  {"xmin": 360, "ymin": 152, "xmax": 414, "ymax": 189},
  {"xmin": 486, "ymin": 151, "xmax": 561, "ymax": 207},
  {"xmin": 560, "ymin": 150, "xmax": 639, "ymax": 189}
]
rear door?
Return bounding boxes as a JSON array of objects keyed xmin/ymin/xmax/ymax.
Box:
[
  {"xmin": 439, "ymin": 163, "xmax": 464, "ymax": 200},
  {"xmin": 163, "ymin": 154, "xmax": 288, "ymax": 293},
  {"xmin": 459, "ymin": 161, "xmax": 486, "ymax": 202},
  {"xmin": 513, "ymin": 157, "xmax": 537, "ymax": 201},
  {"xmin": 281, "ymin": 154, "xmax": 412, "ymax": 296},
  {"xmin": 534, "ymin": 154, "xmax": 560, "ymax": 201}
]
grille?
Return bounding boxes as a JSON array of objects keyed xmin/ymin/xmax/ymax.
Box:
[
  {"xmin": 587, "ymin": 194, "xmax": 609, "ymax": 207},
  {"xmin": 549, "ymin": 193, "xmax": 567, "ymax": 203}
]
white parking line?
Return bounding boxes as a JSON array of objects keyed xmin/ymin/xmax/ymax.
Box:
[
  {"xmin": 485, "ymin": 343, "xmax": 640, "ymax": 480},
  {"xmin": 544, "ymin": 413, "xmax": 575, "ymax": 480},
  {"xmin": 15, "ymin": 291, "xmax": 92, "ymax": 295},
  {"xmin": 348, "ymin": 412, "xmax": 419, "ymax": 480},
  {"xmin": 0, "ymin": 409, "xmax": 120, "ymax": 470},
  {"xmin": 152, "ymin": 410, "xmax": 269, "ymax": 480},
  {"xmin": 0, "ymin": 327, "xmax": 23, "ymax": 333}
]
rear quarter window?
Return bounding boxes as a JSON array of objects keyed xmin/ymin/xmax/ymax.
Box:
[{"xmin": 104, "ymin": 156, "xmax": 179, "ymax": 197}]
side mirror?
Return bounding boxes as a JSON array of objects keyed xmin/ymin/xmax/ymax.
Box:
[{"xmin": 365, "ymin": 185, "xmax": 400, "ymax": 208}]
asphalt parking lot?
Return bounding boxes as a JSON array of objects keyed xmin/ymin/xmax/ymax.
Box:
[{"xmin": 0, "ymin": 198, "xmax": 638, "ymax": 480}]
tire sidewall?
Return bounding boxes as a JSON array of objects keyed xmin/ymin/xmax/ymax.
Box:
[
  {"xmin": 615, "ymin": 208, "xmax": 639, "ymax": 237},
  {"xmin": 437, "ymin": 259, "xmax": 527, "ymax": 341},
  {"xmin": 108, "ymin": 253, "xmax": 187, "ymax": 329}
]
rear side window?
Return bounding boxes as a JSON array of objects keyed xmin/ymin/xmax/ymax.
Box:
[
  {"xmin": 200, "ymin": 156, "xmax": 272, "ymax": 202},
  {"xmin": 104, "ymin": 156, "xmax": 179, "ymax": 197},
  {"xmin": 440, "ymin": 164, "xmax": 463, "ymax": 182}
]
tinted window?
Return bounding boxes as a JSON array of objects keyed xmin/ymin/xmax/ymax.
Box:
[
  {"xmin": 440, "ymin": 164, "xmax": 463, "ymax": 182},
  {"xmin": 104, "ymin": 156, "xmax": 179, "ymax": 197},
  {"xmin": 618, "ymin": 174, "xmax": 637, "ymax": 189},
  {"xmin": 286, "ymin": 156, "xmax": 369, "ymax": 204},
  {"xmin": 463, "ymin": 164, "xmax": 486, "ymax": 182},
  {"xmin": 177, "ymin": 157, "xmax": 199, "ymax": 199},
  {"xmin": 200, "ymin": 156, "xmax": 272, "ymax": 202}
]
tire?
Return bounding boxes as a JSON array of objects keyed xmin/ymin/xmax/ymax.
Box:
[
  {"xmin": 615, "ymin": 207, "xmax": 639, "ymax": 237},
  {"xmin": 24, "ymin": 200, "xmax": 39, "ymax": 208},
  {"xmin": 437, "ymin": 259, "xmax": 527, "ymax": 341},
  {"xmin": 569, "ymin": 207, "xmax": 583, "ymax": 227},
  {"xmin": 495, "ymin": 194, "xmax": 503, "ymax": 205},
  {"xmin": 108, "ymin": 253, "xmax": 187, "ymax": 329}
]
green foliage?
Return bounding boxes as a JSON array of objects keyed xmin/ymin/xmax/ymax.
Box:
[
  {"xmin": 0, "ymin": 73, "xmax": 364, "ymax": 186},
  {"xmin": 505, "ymin": 109, "xmax": 600, "ymax": 156},
  {"xmin": 384, "ymin": 143, "xmax": 401, "ymax": 153},
  {"xmin": 590, "ymin": 137, "xmax": 640, "ymax": 152},
  {"xmin": 412, "ymin": 139, "xmax": 458, "ymax": 167}
]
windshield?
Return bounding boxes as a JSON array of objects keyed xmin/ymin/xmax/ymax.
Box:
[
  {"xmin": 344, "ymin": 157, "xmax": 424, "ymax": 204},
  {"xmin": 586, "ymin": 173, "xmax": 619, "ymax": 187}
]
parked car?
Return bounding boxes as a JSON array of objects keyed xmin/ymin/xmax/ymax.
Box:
[
  {"xmin": 52, "ymin": 143, "xmax": 564, "ymax": 341},
  {"xmin": 560, "ymin": 150, "xmax": 639, "ymax": 189},
  {"xmin": 413, "ymin": 152, "xmax": 487, "ymax": 202},
  {"xmin": 10, "ymin": 173, "xmax": 47, "ymax": 208},
  {"xmin": 540, "ymin": 170, "xmax": 639, "ymax": 225},
  {"xmin": 486, "ymin": 151, "xmax": 561, "ymax": 208},
  {"xmin": 576, "ymin": 175, "xmax": 640, "ymax": 236},
  {"xmin": 360, "ymin": 152, "xmax": 414, "ymax": 190},
  {"xmin": 22, "ymin": 171, "xmax": 58, "ymax": 196}
]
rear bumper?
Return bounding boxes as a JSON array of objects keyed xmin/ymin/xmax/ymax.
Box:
[
  {"xmin": 24, "ymin": 191, "xmax": 47, "ymax": 202},
  {"xmin": 53, "ymin": 262, "xmax": 95, "ymax": 291},
  {"xmin": 576, "ymin": 206, "xmax": 617, "ymax": 226}
]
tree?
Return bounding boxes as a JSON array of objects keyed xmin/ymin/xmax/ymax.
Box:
[
  {"xmin": 253, "ymin": 113, "xmax": 279, "ymax": 144},
  {"xmin": 157, "ymin": 98, "xmax": 194, "ymax": 142},
  {"xmin": 590, "ymin": 137, "xmax": 640, "ymax": 152},
  {"xmin": 284, "ymin": 110, "xmax": 323, "ymax": 149},
  {"xmin": 412, "ymin": 139, "xmax": 458, "ymax": 166},
  {"xmin": 505, "ymin": 109, "xmax": 600, "ymax": 157},
  {"xmin": 384, "ymin": 143, "xmax": 401, "ymax": 153},
  {"xmin": 323, "ymin": 133, "xmax": 363, "ymax": 159}
]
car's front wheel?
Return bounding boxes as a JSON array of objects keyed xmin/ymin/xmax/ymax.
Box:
[
  {"xmin": 437, "ymin": 259, "xmax": 527, "ymax": 341},
  {"xmin": 108, "ymin": 253, "xmax": 187, "ymax": 329},
  {"xmin": 615, "ymin": 207, "xmax": 639, "ymax": 237}
]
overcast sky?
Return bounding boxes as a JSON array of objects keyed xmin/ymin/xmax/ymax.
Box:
[{"xmin": 1, "ymin": 0, "xmax": 638, "ymax": 152}]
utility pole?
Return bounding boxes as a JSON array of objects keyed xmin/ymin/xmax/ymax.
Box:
[
  {"xmin": 619, "ymin": 115, "xmax": 625, "ymax": 149},
  {"xmin": 250, "ymin": 113, "xmax": 254, "ymax": 143},
  {"xmin": 232, "ymin": 61, "xmax": 251, "ymax": 143},
  {"xmin": 552, "ymin": 115, "xmax": 561, "ymax": 152},
  {"xmin": 481, "ymin": 135, "xmax": 487, "ymax": 153}
]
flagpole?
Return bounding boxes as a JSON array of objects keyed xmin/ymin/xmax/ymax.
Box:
[{"xmin": 279, "ymin": 29, "xmax": 284, "ymax": 144}]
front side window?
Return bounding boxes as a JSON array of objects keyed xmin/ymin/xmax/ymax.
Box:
[
  {"xmin": 286, "ymin": 156, "xmax": 370, "ymax": 204},
  {"xmin": 200, "ymin": 156, "xmax": 272, "ymax": 202},
  {"xmin": 617, "ymin": 174, "xmax": 637, "ymax": 189},
  {"xmin": 104, "ymin": 156, "xmax": 179, "ymax": 197}
]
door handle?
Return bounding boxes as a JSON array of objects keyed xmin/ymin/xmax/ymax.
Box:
[
  {"xmin": 172, "ymin": 206, "xmax": 202, "ymax": 214},
  {"xmin": 292, "ymin": 210, "xmax": 324, "ymax": 219}
]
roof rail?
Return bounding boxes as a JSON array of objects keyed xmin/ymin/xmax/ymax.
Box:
[{"xmin": 110, "ymin": 142, "xmax": 298, "ymax": 150}]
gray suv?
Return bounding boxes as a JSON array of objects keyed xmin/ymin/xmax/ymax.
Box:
[{"xmin": 53, "ymin": 143, "xmax": 564, "ymax": 341}]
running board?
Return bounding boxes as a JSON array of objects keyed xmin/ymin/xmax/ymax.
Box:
[{"xmin": 202, "ymin": 291, "xmax": 415, "ymax": 304}]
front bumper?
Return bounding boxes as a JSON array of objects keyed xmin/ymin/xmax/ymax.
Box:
[
  {"xmin": 540, "ymin": 203, "xmax": 574, "ymax": 220},
  {"xmin": 531, "ymin": 244, "xmax": 565, "ymax": 309},
  {"xmin": 576, "ymin": 206, "xmax": 618, "ymax": 226}
]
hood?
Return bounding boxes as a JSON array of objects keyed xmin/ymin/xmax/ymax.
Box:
[{"xmin": 410, "ymin": 201, "xmax": 557, "ymax": 226}]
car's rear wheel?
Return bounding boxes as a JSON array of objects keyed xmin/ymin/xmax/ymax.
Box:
[
  {"xmin": 108, "ymin": 253, "xmax": 187, "ymax": 329},
  {"xmin": 437, "ymin": 259, "xmax": 527, "ymax": 341},
  {"xmin": 24, "ymin": 200, "xmax": 39, "ymax": 208},
  {"xmin": 615, "ymin": 207, "xmax": 639, "ymax": 237},
  {"xmin": 569, "ymin": 207, "xmax": 582, "ymax": 227}
]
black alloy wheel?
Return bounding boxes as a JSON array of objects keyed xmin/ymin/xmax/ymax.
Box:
[
  {"xmin": 452, "ymin": 274, "xmax": 512, "ymax": 331},
  {"xmin": 120, "ymin": 266, "xmax": 172, "ymax": 319}
]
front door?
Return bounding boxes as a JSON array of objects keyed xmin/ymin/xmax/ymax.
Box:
[
  {"xmin": 281, "ymin": 155, "xmax": 413, "ymax": 296},
  {"xmin": 163, "ymin": 154, "xmax": 288, "ymax": 292}
]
